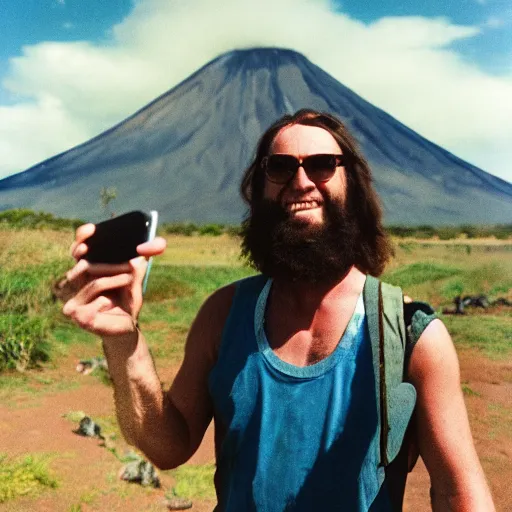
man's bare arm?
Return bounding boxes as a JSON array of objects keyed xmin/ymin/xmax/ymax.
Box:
[
  {"xmin": 408, "ymin": 320, "xmax": 495, "ymax": 511},
  {"xmin": 62, "ymin": 222, "xmax": 235, "ymax": 470},
  {"xmin": 100, "ymin": 328, "xmax": 189, "ymax": 469},
  {"xmin": 101, "ymin": 284, "xmax": 235, "ymax": 470}
]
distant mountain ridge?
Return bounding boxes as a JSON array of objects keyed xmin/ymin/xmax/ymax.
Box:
[{"xmin": 0, "ymin": 47, "xmax": 510, "ymax": 225}]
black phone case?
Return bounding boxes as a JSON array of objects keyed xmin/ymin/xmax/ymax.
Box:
[{"xmin": 84, "ymin": 211, "xmax": 152, "ymax": 264}]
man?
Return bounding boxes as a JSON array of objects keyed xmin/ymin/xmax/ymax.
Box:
[{"xmin": 62, "ymin": 110, "xmax": 495, "ymax": 511}]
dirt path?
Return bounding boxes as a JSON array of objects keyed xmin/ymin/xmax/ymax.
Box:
[{"xmin": 0, "ymin": 347, "xmax": 510, "ymax": 511}]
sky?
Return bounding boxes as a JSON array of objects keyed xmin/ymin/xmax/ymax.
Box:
[{"xmin": 0, "ymin": 0, "xmax": 511, "ymax": 183}]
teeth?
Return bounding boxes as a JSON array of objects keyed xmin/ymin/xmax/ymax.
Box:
[{"xmin": 288, "ymin": 201, "xmax": 319, "ymax": 212}]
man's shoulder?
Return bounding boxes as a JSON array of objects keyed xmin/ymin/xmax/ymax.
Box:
[
  {"xmin": 189, "ymin": 275, "xmax": 265, "ymax": 358},
  {"xmin": 197, "ymin": 274, "xmax": 265, "ymax": 322},
  {"xmin": 200, "ymin": 282, "xmax": 237, "ymax": 318}
]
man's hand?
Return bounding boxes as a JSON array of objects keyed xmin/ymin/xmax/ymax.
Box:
[{"xmin": 60, "ymin": 223, "xmax": 166, "ymax": 337}]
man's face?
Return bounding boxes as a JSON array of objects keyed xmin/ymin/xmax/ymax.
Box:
[
  {"xmin": 263, "ymin": 124, "xmax": 347, "ymax": 226},
  {"xmin": 241, "ymin": 124, "xmax": 358, "ymax": 283}
]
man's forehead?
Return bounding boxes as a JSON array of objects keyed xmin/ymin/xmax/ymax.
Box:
[{"xmin": 269, "ymin": 124, "xmax": 342, "ymax": 155}]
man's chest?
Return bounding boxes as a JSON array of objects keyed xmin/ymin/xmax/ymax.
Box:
[{"xmin": 265, "ymin": 296, "xmax": 360, "ymax": 366}]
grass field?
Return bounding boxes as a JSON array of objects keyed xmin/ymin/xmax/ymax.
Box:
[{"xmin": 0, "ymin": 229, "xmax": 511, "ymax": 511}]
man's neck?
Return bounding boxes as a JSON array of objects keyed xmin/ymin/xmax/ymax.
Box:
[{"xmin": 271, "ymin": 266, "xmax": 366, "ymax": 313}]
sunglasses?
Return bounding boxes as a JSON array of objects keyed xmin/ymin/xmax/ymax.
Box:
[{"xmin": 261, "ymin": 154, "xmax": 346, "ymax": 184}]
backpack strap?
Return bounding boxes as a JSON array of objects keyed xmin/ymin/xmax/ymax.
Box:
[{"xmin": 364, "ymin": 275, "xmax": 417, "ymax": 466}]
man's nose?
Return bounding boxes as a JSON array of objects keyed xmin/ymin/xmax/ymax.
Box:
[{"xmin": 289, "ymin": 165, "xmax": 315, "ymax": 190}]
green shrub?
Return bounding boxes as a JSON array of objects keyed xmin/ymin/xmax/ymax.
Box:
[
  {"xmin": 460, "ymin": 225, "xmax": 478, "ymax": 239},
  {"xmin": 441, "ymin": 280, "xmax": 465, "ymax": 300},
  {"xmin": 0, "ymin": 315, "xmax": 50, "ymax": 371},
  {"xmin": 0, "ymin": 261, "xmax": 69, "ymax": 314},
  {"xmin": 161, "ymin": 222, "xmax": 241, "ymax": 237},
  {"xmin": 386, "ymin": 225, "xmax": 437, "ymax": 239},
  {"xmin": 494, "ymin": 225, "xmax": 512, "ymax": 240},
  {"xmin": 437, "ymin": 227, "xmax": 459, "ymax": 240},
  {"xmin": 0, "ymin": 262, "xmax": 66, "ymax": 372},
  {"xmin": 169, "ymin": 463, "xmax": 216, "ymax": 499},
  {"xmin": 0, "ymin": 453, "xmax": 58, "ymax": 503},
  {"xmin": 385, "ymin": 224, "xmax": 512, "ymax": 240},
  {"xmin": 0, "ymin": 209, "xmax": 83, "ymax": 231},
  {"xmin": 199, "ymin": 224, "xmax": 224, "ymax": 236},
  {"xmin": 163, "ymin": 222, "xmax": 200, "ymax": 236}
]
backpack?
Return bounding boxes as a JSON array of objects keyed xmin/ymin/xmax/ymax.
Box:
[{"xmin": 363, "ymin": 275, "xmax": 417, "ymax": 467}]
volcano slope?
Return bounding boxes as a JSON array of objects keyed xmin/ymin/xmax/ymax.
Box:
[{"xmin": 0, "ymin": 47, "xmax": 511, "ymax": 225}]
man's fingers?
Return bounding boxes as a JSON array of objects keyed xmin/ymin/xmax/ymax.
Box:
[
  {"xmin": 81, "ymin": 273, "xmax": 134, "ymax": 304},
  {"xmin": 76, "ymin": 223, "xmax": 95, "ymax": 241},
  {"xmin": 64, "ymin": 296, "xmax": 135, "ymax": 336},
  {"xmin": 136, "ymin": 236, "xmax": 167, "ymax": 257},
  {"xmin": 66, "ymin": 258, "xmax": 90, "ymax": 282},
  {"xmin": 67, "ymin": 273, "xmax": 134, "ymax": 309},
  {"xmin": 63, "ymin": 296, "xmax": 114, "ymax": 331},
  {"xmin": 70, "ymin": 223, "xmax": 95, "ymax": 257},
  {"xmin": 128, "ymin": 257, "xmax": 149, "ymax": 279},
  {"xmin": 72, "ymin": 243, "xmax": 89, "ymax": 261},
  {"xmin": 56, "ymin": 260, "xmax": 141, "ymax": 305},
  {"xmin": 66, "ymin": 260, "xmax": 133, "ymax": 281},
  {"xmin": 52, "ymin": 259, "xmax": 91, "ymax": 302},
  {"xmin": 80, "ymin": 262, "xmax": 134, "ymax": 277}
]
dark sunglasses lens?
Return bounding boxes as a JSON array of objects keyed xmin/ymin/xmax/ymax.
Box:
[
  {"xmin": 303, "ymin": 155, "xmax": 338, "ymax": 181},
  {"xmin": 265, "ymin": 155, "xmax": 297, "ymax": 183}
]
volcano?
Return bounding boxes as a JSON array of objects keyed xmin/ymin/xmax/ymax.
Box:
[{"xmin": 0, "ymin": 47, "xmax": 510, "ymax": 225}]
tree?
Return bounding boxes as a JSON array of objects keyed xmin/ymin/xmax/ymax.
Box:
[{"xmin": 100, "ymin": 187, "xmax": 117, "ymax": 218}]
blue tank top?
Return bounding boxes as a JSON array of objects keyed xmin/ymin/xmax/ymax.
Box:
[{"xmin": 208, "ymin": 275, "xmax": 392, "ymax": 511}]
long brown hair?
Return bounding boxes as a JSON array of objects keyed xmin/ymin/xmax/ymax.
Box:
[{"xmin": 240, "ymin": 109, "xmax": 393, "ymax": 276}]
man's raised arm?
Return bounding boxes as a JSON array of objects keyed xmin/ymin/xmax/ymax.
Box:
[
  {"xmin": 61, "ymin": 223, "xmax": 233, "ymax": 469},
  {"xmin": 102, "ymin": 285, "xmax": 235, "ymax": 470}
]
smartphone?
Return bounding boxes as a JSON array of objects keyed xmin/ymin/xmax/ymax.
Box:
[{"xmin": 83, "ymin": 210, "xmax": 158, "ymax": 293}]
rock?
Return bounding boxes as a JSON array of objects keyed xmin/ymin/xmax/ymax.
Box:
[
  {"xmin": 74, "ymin": 416, "xmax": 104, "ymax": 439},
  {"xmin": 76, "ymin": 357, "xmax": 109, "ymax": 375},
  {"xmin": 164, "ymin": 497, "xmax": 193, "ymax": 510},
  {"xmin": 119, "ymin": 459, "xmax": 161, "ymax": 488}
]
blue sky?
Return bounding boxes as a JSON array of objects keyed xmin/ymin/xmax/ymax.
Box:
[
  {"xmin": 0, "ymin": 0, "xmax": 511, "ymax": 182},
  {"xmin": 0, "ymin": 0, "xmax": 129, "ymax": 100},
  {"xmin": 0, "ymin": 0, "xmax": 128, "ymax": 56}
]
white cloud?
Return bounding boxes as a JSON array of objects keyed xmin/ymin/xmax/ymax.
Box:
[
  {"xmin": 1, "ymin": 0, "xmax": 512, "ymax": 182},
  {"xmin": 0, "ymin": 95, "xmax": 89, "ymax": 171},
  {"xmin": 484, "ymin": 16, "xmax": 506, "ymax": 28}
]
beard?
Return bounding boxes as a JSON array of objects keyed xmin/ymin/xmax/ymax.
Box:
[{"xmin": 240, "ymin": 196, "xmax": 359, "ymax": 284}]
